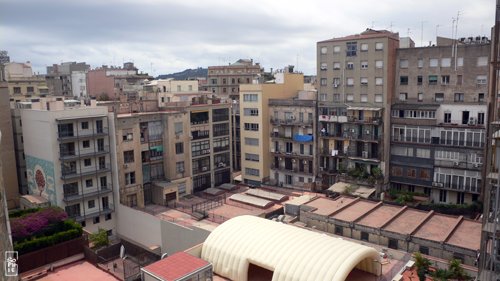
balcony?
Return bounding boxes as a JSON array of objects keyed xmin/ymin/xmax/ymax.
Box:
[
  {"xmin": 59, "ymin": 146, "xmax": 110, "ymax": 161},
  {"xmin": 347, "ymin": 116, "xmax": 381, "ymax": 124},
  {"xmin": 347, "ymin": 151, "xmax": 380, "ymax": 161},
  {"xmin": 69, "ymin": 204, "xmax": 115, "ymax": 222},
  {"xmin": 214, "ymin": 161, "xmax": 230, "ymax": 170},
  {"xmin": 120, "ymin": 184, "xmax": 141, "ymax": 194},
  {"xmin": 191, "ymin": 130, "xmax": 210, "ymax": 140},
  {"xmin": 321, "ymin": 148, "xmax": 347, "ymax": 157},
  {"xmin": 57, "ymin": 128, "xmax": 109, "ymax": 141},
  {"xmin": 214, "ymin": 145, "xmax": 230, "ymax": 153},
  {"xmin": 438, "ymin": 139, "xmax": 485, "ymax": 148},
  {"xmin": 193, "ymin": 166, "xmax": 211, "ymax": 175},
  {"xmin": 270, "ymin": 117, "xmax": 313, "ymax": 126},
  {"xmin": 318, "ymin": 115, "xmax": 348, "ymax": 123},
  {"xmin": 270, "ymin": 132, "xmax": 293, "ymax": 140},
  {"xmin": 63, "ymin": 185, "xmax": 113, "ymax": 203},
  {"xmin": 434, "ymin": 159, "xmax": 483, "ymax": 170},
  {"xmin": 61, "ymin": 164, "xmax": 111, "ymax": 180}
]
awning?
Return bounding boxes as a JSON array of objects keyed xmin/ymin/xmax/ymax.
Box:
[
  {"xmin": 293, "ymin": 134, "xmax": 313, "ymax": 142},
  {"xmin": 347, "ymin": 106, "xmax": 381, "ymax": 111},
  {"xmin": 150, "ymin": 145, "xmax": 163, "ymax": 152}
]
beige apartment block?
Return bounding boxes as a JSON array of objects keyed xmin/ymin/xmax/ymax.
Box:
[
  {"xmin": 4, "ymin": 62, "xmax": 48, "ymax": 96},
  {"xmin": 391, "ymin": 37, "xmax": 490, "ymax": 204},
  {"xmin": 239, "ymin": 69, "xmax": 304, "ymax": 186},
  {"xmin": 316, "ymin": 29, "xmax": 399, "ymax": 191},
  {"xmin": 268, "ymin": 90, "xmax": 317, "ymax": 190},
  {"xmin": 20, "ymin": 99, "xmax": 116, "ymax": 234}
]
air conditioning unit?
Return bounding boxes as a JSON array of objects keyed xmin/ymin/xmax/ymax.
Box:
[
  {"xmin": 454, "ymin": 161, "xmax": 460, "ymax": 166},
  {"xmin": 290, "ymin": 115, "xmax": 296, "ymax": 120},
  {"xmin": 333, "ymin": 84, "xmax": 339, "ymax": 88},
  {"xmin": 303, "ymin": 160, "xmax": 308, "ymax": 164},
  {"xmin": 202, "ymin": 167, "xmax": 208, "ymax": 171},
  {"xmin": 473, "ymin": 163, "xmax": 480, "ymax": 168},
  {"xmin": 469, "ymin": 118, "xmax": 477, "ymax": 125},
  {"xmin": 432, "ymin": 182, "xmax": 444, "ymax": 187},
  {"xmin": 366, "ymin": 130, "xmax": 370, "ymax": 135},
  {"xmin": 218, "ymin": 162, "xmax": 226, "ymax": 168}
]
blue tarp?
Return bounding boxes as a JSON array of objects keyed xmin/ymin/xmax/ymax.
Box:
[{"xmin": 293, "ymin": 134, "xmax": 313, "ymax": 142}]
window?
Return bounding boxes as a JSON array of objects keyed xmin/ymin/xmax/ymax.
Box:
[
  {"xmin": 441, "ymin": 75, "xmax": 450, "ymax": 85},
  {"xmin": 86, "ymin": 179, "xmax": 93, "ymax": 188},
  {"xmin": 429, "ymin": 58, "xmax": 438, "ymax": 67},
  {"xmin": 245, "ymin": 137, "xmax": 259, "ymax": 146},
  {"xmin": 127, "ymin": 194, "xmax": 137, "ymax": 207},
  {"xmin": 346, "ymin": 78, "xmax": 354, "ymax": 86},
  {"xmin": 335, "ymin": 226, "xmax": 343, "ymax": 235},
  {"xmin": 333, "ymin": 46, "xmax": 341, "ymax": 53},
  {"xmin": 375, "ymin": 77, "xmax": 383, "ymax": 85},
  {"xmin": 388, "ymin": 239, "xmax": 398, "ymax": 249},
  {"xmin": 81, "ymin": 122, "xmax": 89, "ymax": 129},
  {"xmin": 320, "ymin": 78, "xmax": 327, "ymax": 86},
  {"xmin": 13, "ymin": 87, "xmax": 21, "ymax": 94},
  {"xmin": 175, "ymin": 143, "xmax": 184, "ymax": 154},
  {"xmin": 176, "ymin": 161, "xmax": 185, "ymax": 173},
  {"xmin": 454, "ymin": 93, "xmax": 464, "ymax": 102},
  {"xmin": 456, "ymin": 75, "xmax": 463, "ymax": 85},
  {"xmin": 346, "ymin": 62, "xmax": 354, "ymax": 70},
  {"xmin": 439, "ymin": 190, "xmax": 447, "ymax": 202},
  {"xmin": 360, "ymin": 94, "xmax": 368, "ymax": 102},
  {"xmin": 285, "ymin": 174, "xmax": 293, "ymax": 184},
  {"xmin": 441, "ymin": 58, "xmax": 451, "ymax": 67},
  {"xmin": 88, "ymin": 200, "xmax": 95, "ymax": 209},
  {"xmin": 416, "ymin": 148, "xmax": 431, "ymax": 158},
  {"xmin": 457, "ymin": 192, "xmax": 465, "ymax": 204},
  {"xmin": 391, "ymin": 167, "xmax": 403, "ymax": 176},
  {"xmin": 320, "ymin": 62, "xmax": 327, "ymax": 70},
  {"xmin": 444, "ymin": 112, "xmax": 451, "ymax": 123},
  {"xmin": 419, "ymin": 246, "xmax": 429, "ymax": 255},
  {"xmin": 244, "ymin": 108, "xmax": 259, "ymax": 116},
  {"xmin": 478, "ymin": 112, "xmax": 485, "ymax": 125},
  {"xmin": 105, "ymin": 214, "xmax": 112, "ymax": 221},
  {"xmin": 428, "ymin": 75, "xmax": 438, "ymax": 85},
  {"xmin": 83, "ymin": 140, "xmax": 90, "ymax": 148},
  {"xmin": 178, "ymin": 183, "xmax": 186, "ymax": 195},
  {"xmin": 435, "ymin": 93, "xmax": 444, "ymax": 102},
  {"xmin": 400, "ymin": 76, "xmax": 408, "ymax": 85},
  {"xmin": 27, "ymin": 86, "xmax": 34, "ymax": 93},
  {"xmin": 320, "ymin": 46, "xmax": 327, "ymax": 54},
  {"xmin": 478, "ymin": 93, "xmax": 485, "ymax": 103},
  {"xmin": 399, "ymin": 59, "xmax": 408, "ymax": 68},
  {"xmin": 417, "ymin": 59, "xmax": 424, "ymax": 68},
  {"xmin": 244, "ymin": 123, "xmax": 259, "ymax": 131},
  {"xmin": 360, "ymin": 43, "xmax": 368, "ymax": 51},
  {"xmin": 245, "ymin": 153, "xmax": 259, "ymax": 162},
  {"xmin": 174, "ymin": 122, "xmax": 183, "ymax": 134},
  {"xmin": 417, "ymin": 76, "xmax": 423, "ymax": 85},
  {"xmin": 93, "ymin": 216, "xmax": 100, "ymax": 224},
  {"xmin": 477, "ymin": 56, "xmax": 488, "ymax": 66},
  {"xmin": 243, "ymin": 94, "xmax": 258, "ymax": 101},
  {"xmin": 375, "ymin": 42, "xmax": 383, "ymax": 50},
  {"xmin": 375, "ymin": 94, "xmax": 383, "ymax": 103},
  {"xmin": 418, "ymin": 93, "xmax": 423, "ymax": 102},
  {"xmin": 361, "ymin": 232, "xmax": 369, "ymax": 241},
  {"xmin": 360, "ymin": 77, "xmax": 368, "ymax": 85},
  {"xmin": 346, "ymin": 94, "xmax": 354, "ymax": 101},
  {"xmin": 122, "ymin": 132, "xmax": 133, "ymax": 141},
  {"xmin": 333, "ymin": 77, "xmax": 341, "ymax": 86},
  {"xmin": 399, "ymin": 93, "xmax": 408, "ymax": 101},
  {"xmin": 361, "ymin": 61, "xmax": 368, "ymax": 69},
  {"xmin": 320, "ymin": 93, "xmax": 327, "ymax": 101},
  {"xmin": 125, "ymin": 172, "xmax": 136, "ymax": 185},
  {"xmin": 346, "ymin": 42, "xmax": 357, "ymax": 56},
  {"xmin": 245, "ymin": 168, "xmax": 260, "ymax": 176},
  {"xmin": 333, "ymin": 62, "xmax": 341, "ymax": 70},
  {"xmin": 477, "ymin": 75, "xmax": 487, "ymax": 85},
  {"xmin": 84, "ymin": 158, "xmax": 91, "ymax": 167},
  {"xmin": 407, "ymin": 168, "xmax": 416, "ymax": 178},
  {"xmin": 375, "ymin": 60, "xmax": 383, "ymax": 69},
  {"xmin": 333, "ymin": 94, "xmax": 341, "ymax": 102},
  {"xmin": 124, "ymin": 150, "xmax": 134, "ymax": 163}
]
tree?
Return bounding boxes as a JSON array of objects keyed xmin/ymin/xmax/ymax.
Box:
[
  {"xmin": 413, "ymin": 252, "xmax": 431, "ymax": 281},
  {"xmin": 89, "ymin": 228, "xmax": 109, "ymax": 249}
]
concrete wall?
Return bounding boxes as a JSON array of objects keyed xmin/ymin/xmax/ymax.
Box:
[
  {"xmin": 160, "ymin": 221, "xmax": 210, "ymax": 256},
  {"xmin": 87, "ymin": 69, "xmax": 115, "ymax": 99},
  {"xmin": 115, "ymin": 203, "xmax": 162, "ymax": 251}
]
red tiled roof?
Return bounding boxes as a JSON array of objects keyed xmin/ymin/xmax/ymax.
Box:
[{"xmin": 142, "ymin": 252, "xmax": 210, "ymax": 281}]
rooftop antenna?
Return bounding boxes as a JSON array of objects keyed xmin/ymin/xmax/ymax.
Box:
[
  {"xmin": 435, "ymin": 24, "xmax": 441, "ymax": 42},
  {"xmin": 407, "ymin": 28, "xmax": 411, "ymax": 37},
  {"xmin": 389, "ymin": 22, "xmax": 393, "ymax": 32},
  {"xmin": 420, "ymin": 21, "xmax": 427, "ymax": 47},
  {"xmin": 296, "ymin": 54, "xmax": 299, "ymax": 72}
]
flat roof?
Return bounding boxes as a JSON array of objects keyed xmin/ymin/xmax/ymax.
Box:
[
  {"xmin": 142, "ymin": 252, "xmax": 210, "ymax": 281},
  {"xmin": 331, "ymin": 200, "xmax": 378, "ymax": 222},
  {"xmin": 228, "ymin": 193, "xmax": 274, "ymax": 208},
  {"xmin": 382, "ymin": 208, "xmax": 429, "ymax": 235},
  {"xmin": 446, "ymin": 219, "xmax": 481, "ymax": 251},
  {"xmin": 413, "ymin": 214, "xmax": 459, "ymax": 242},
  {"xmin": 245, "ymin": 189, "xmax": 288, "ymax": 202},
  {"xmin": 37, "ymin": 260, "xmax": 118, "ymax": 281},
  {"xmin": 285, "ymin": 194, "xmax": 316, "ymax": 206},
  {"xmin": 305, "ymin": 197, "xmax": 355, "ymax": 216},
  {"xmin": 356, "ymin": 205, "xmax": 403, "ymax": 228}
]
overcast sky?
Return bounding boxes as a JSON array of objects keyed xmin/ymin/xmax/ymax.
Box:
[{"xmin": 1, "ymin": 0, "xmax": 495, "ymax": 76}]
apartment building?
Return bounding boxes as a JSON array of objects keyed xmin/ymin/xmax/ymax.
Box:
[
  {"xmin": 20, "ymin": 100, "xmax": 116, "ymax": 234},
  {"xmin": 87, "ymin": 62, "xmax": 152, "ymax": 101},
  {"xmin": 316, "ymin": 29, "xmax": 399, "ymax": 190},
  {"xmin": 4, "ymin": 62, "xmax": 48, "ymax": 96},
  {"xmin": 46, "ymin": 62, "xmax": 90, "ymax": 97},
  {"xmin": 391, "ymin": 37, "xmax": 490, "ymax": 204},
  {"xmin": 205, "ymin": 59, "xmax": 263, "ymax": 172},
  {"xmin": 142, "ymin": 79, "xmax": 203, "ymax": 106},
  {"xmin": 479, "ymin": 1, "xmax": 500, "ymax": 278},
  {"xmin": 269, "ymin": 90, "xmax": 317, "ymax": 190},
  {"xmin": 112, "ymin": 97, "xmax": 232, "ymax": 208},
  {"xmin": 0, "ymin": 82, "xmax": 19, "ymax": 209},
  {"xmin": 240, "ymin": 68, "xmax": 304, "ymax": 186}
]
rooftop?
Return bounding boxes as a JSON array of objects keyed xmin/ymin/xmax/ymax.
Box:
[
  {"xmin": 382, "ymin": 208, "xmax": 429, "ymax": 235},
  {"xmin": 318, "ymin": 28, "xmax": 399, "ymax": 43},
  {"xmin": 356, "ymin": 204, "xmax": 403, "ymax": 228},
  {"xmin": 331, "ymin": 200, "xmax": 379, "ymax": 222},
  {"xmin": 304, "ymin": 196, "xmax": 355, "ymax": 216},
  {"xmin": 37, "ymin": 260, "xmax": 118, "ymax": 281},
  {"xmin": 142, "ymin": 252, "xmax": 210, "ymax": 281},
  {"xmin": 413, "ymin": 214, "xmax": 460, "ymax": 242}
]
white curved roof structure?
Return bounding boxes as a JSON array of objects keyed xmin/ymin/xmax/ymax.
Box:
[{"xmin": 201, "ymin": 215, "xmax": 381, "ymax": 281}]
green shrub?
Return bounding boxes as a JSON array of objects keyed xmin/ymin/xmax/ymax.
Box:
[
  {"xmin": 9, "ymin": 208, "xmax": 41, "ymax": 218},
  {"xmin": 89, "ymin": 228, "xmax": 109, "ymax": 249}
]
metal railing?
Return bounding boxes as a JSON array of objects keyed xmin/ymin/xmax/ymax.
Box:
[{"xmin": 61, "ymin": 164, "xmax": 111, "ymax": 179}]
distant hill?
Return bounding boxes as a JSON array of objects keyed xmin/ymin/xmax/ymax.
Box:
[{"xmin": 157, "ymin": 67, "xmax": 207, "ymax": 80}]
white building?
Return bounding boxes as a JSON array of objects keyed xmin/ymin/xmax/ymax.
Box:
[
  {"xmin": 71, "ymin": 70, "xmax": 88, "ymax": 98},
  {"xmin": 20, "ymin": 99, "xmax": 116, "ymax": 234}
]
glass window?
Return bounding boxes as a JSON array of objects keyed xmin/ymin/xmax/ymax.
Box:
[
  {"xmin": 333, "ymin": 46, "xmax": 341, "ymax": 53},
  {"xmin": 333, "ymin": 62, "xmax": 341, "ymax": 69},
  {"xmin": 399, "ymin": 59, "xmax": 408, "ymax": 68},
  {"xmin": 375, "ymin": 42, "xmax": 384, "ymax": 50},
  {"xmin": 477, "ymin": 56, "xmax": 488, "ymax": 66},
  {"xmin": 441, "ymin": 58, "xmax": 451, "ymax": 67},
  {"xmin": 375, "ymin": 60, "xmax": 383, "ymax": 68},
  {"xmin": 360, "ymin": 43, "xmax": 368, "ymax": 51},
  {"xmin": 320, "ymin": 46, "xmax": 327, "ymax": 54},
  {"xmin": 429, "ymin": 59, "xmax": 438, "ymax": 67}
]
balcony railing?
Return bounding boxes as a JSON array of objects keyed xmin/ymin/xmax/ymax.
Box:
[
  {"xmin": 61, "ymin": 164, "xmax": 111, "ymax": 180},
  {"xmin": 346, "ymin": 116, "xmax": 381, "ymax": 124},
  {"xmin": 270, "ymin": 132, "xmax": 293, "ymax": 139},
  {"xmin": 59, "ymin": 146, "xmax": 110, "ymax": 160},
  {"xmin": 57, "ymin": 128, "xmax": 109, "ymax": 140},
  {"xmin": 63, "ymin": 185, "xmax": 113, "ymax": 203},
  {"xmin": 69, "ymin": 204, "xmax": 115, "ymax": 222},
  {"xmin": 270, "ymin": 118, "xmax": 313, "ymax": 126}
]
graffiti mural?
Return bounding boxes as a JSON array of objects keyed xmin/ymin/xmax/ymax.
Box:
[{"xmin": 26, "ymin": 155, "xmax": 57, "ymax": 205}]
